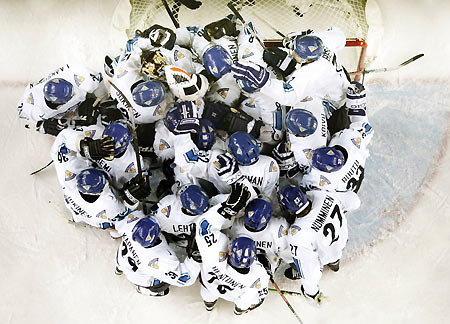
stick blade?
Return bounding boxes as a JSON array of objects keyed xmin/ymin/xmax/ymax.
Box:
[{"xmin": 400, "ymin": 53, "xmax": 424, "ymax": 66}]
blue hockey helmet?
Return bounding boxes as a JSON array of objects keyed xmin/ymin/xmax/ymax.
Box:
[
  {"xmin": 311, "ymin": 146, "xmax": 345, "ymax": 173},
  {"xmin": 278, "ymin": 184, "xmax": 310, "ymax": 216},
  {"xmin": 193, "ymin": 118, "xmax": 216, "ymax": 151},
  {"xmin": 293, "ymin": 35, "xmax": 324, "ymax": 63},
  {"xmin": 102, "ymin": 122, "xmax": 131, "ymax": 157},
  {"xmin": 229, "ymin": 236, "xmax": 257, "ymax": 269},
  {"xmin": 285, "ymin": 108, "xmax": 318, "ymax": 137},
  {"xmin": 131, "ymin": 80, "xmax": 165, "ymax": 107},
  {"xmin": 76, "ymin": 168, "xmax": 107, "ymax": 195},
  {"xmin": 132, "ymin": 217, "xmax": 161, "ymax": 248},
  {"xmin": 244, "ymin": 198, "xmax": 273, "ymax": 231},
  {"xmin": 202, "ymin": 45, "xmax": 233, "ymax": 79},
  {"xmin": 180, "ymin": 184, "xmax": 210, "ymax": 215},
  {"xmin": 228, "ymin": 131, "xmax": 260, "ymax": 166},
  {"xmin": 43, "ymin": 78, "xmax": 74, "ymax": 105}
]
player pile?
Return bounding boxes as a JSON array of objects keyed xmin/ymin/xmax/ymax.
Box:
[{"xmin": 18, "ymin": 13, "xmax": 373, "ymax": 315}]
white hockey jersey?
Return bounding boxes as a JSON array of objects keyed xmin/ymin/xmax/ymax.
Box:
[
  {"xmin": 195, "ymin": 205, "xmax": 269, "ymax": 310},
  {"xmin": 115, "ymin": 211, "xmax": 201, "ymax": 288},
  {"xmin": 287, "ymin": 189, "xmax": 360, "ymax": 295},
  {"xmin": 260, "ymin": 27, "xmax": 350, "ymax": 110},
  {"xmin": 302, "ymin": 120, "xmax": 374, "ymax": 193},
  {"xmin": 18, "ymin": 63, "xmax": 108, "ymax": 131},
  {"xmin": 287, "ymin": 96, "xmax": 329, "ymax": 174},
  {"xmin": 227, "ymin": 216, "xmax": 291, "ymax": 273}
]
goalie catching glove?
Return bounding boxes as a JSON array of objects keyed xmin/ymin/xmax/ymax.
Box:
[
  {"xmin": 164, "ymin": 65, "xmax": 209, "ymax": 101},
  {"xmin": 120, "ymin": 173, "xmax": 151, "ymax": 209},
  {"xmin": 78, "ymin": 136, "xmax": 115, "ymax": 160},
  {"xmin": 204, "ymin": 15, "xmax": 239, "ymax": 41},
  {"xmin": 217, "ymin": 181, "xmax": 250, "ymax": 219}
]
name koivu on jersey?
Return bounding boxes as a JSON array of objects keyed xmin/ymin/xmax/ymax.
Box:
[{"xmin": 311, "ymin": 195, "xmax": 335, "ymax": 232}]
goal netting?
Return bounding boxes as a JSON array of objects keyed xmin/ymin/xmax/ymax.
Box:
[{"xmin": 124, "ymin": 0, "xmax": 369, "ymax": 76}]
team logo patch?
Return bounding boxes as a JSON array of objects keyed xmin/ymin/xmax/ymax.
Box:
[
  {"xmin": 84, "ymin": 130, "xmax": 96, "ymax": 138},
  {"xmin": 242, "ymin": 48, "xmax": 254, "ymax": 59},
  {"xmin": 290, "ymin": 225, "xmax": 302, "ymax": 235},
  {"xmin": 319, "ymin": 175, "xmax": 331, "ymax": 186},
  {"xmin": 73, "ymin": 75, "xmax": 84, "ymax": 86},
  {"xmin": 250, "ymin": 278, "xmax": 261, "ymax": 289},
  {"xmin": 125, "ymin": 163, "xmax": 136, "ymax": 173},
  {"xmin": 245, "ymin": 99, "xmax": 256, "ymax": 108},
  {"xmin": 303, "ymin": 148, "xmax": 313, "ymax": 159},
  {"xmin": 126, "ymin": 214, "xmax": 138, "ymax": 223},
  {"xmin": 27, "ymin": 93, "xmax": 34, "ymax": 105},
  {"xmin": 161, "ymin": 206, "xmax": 171, "ymax": 218},
  {"xmin": 96, "ymin": 210, "xmax": 107, "ymax": 219},
  {"xmin": 218, "ymin": 88, "xmax": 229, "ymax": 99},
  {"xmin": 174, "ymin": 50, "xmax": 185, "ymax": 61},
  {"xmin": 308, "ymin": 45, "xmax": 318, "ymax": 53},
  {"xmin": 219, "ymin": 252, "xmax": 227, "ymax": 262},
  {"xmin": 153, "ymin": 105, "xmax": 164, "ymax": 116},
  {"xmin": 269, "ymin": 161, "xmax": 278, "ymax": 172},
  {"xmin": 159, "ymin": 139, "xmax": 171, "ymax": 151},
  {"xmin": 351, "ymin": 137, "xmax": 362, "ymax": 149},
  {"xmin": 116, "ymin": 68, "xmax": 128, "ymax": 78},
  {"xmin": 278, "ymin": 225, "xmax": 288, "ymax": 238},
  {"xmin": 149, "ymin": 258, "xmax": 159, "ymax": 269},
  {"xmin": 65, "ymin": 170, "xmax": 76, "ymax": 181}
]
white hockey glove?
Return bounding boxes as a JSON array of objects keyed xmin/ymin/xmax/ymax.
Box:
[
  {"xmin": 165, "ymin": 65, "xmax": 209, "ymax": 101},
  {"xmin": 346, "ymin": 81, "xmax": 367, "ymax": 119},
  {"xmin": 272, "ymin": 141, "xmax": 300, "ymax": 178},
  {"xmin": 282, "ymin": 29, "xmax": 314, "ymax": 50},
  {"xmin": 213, "ymin": 152, "xmax": 243, "ymax": 185},
  {"xmin": 231, "ymin": 61, "xmax": 269, "ymax": 91}
]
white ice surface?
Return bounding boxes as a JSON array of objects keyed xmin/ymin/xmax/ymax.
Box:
[{"xmin": 1, "ymin": 1, "xmax": 449, "ymax": 323}]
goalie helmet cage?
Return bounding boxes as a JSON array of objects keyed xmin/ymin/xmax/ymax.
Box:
[{"xmin": 127, "ymin": 0, "xmax": 368, "ymax": 81}]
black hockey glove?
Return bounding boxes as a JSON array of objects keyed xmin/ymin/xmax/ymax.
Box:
[
  {"xmin": 121, "ymin": 173, "xmax": 151, "ymax": 208},
  {"xmin": 141, "ymin": 24, "xmax": 176, "ymax": 50},
  {"xmin": 179, "ymin": 0, "xmax": 202, "ymax": 10},
  {"xmin": 217, "ymin": 182, "xmax": 250, "ymax": 219},
  {"xmin": 204, "ymin": 17, "xmax": 239, "ymax": 41},
  {"xmin": 79, "ymin": 136, "xmax": 115, "ymax": 160},
  {"xmin": 40, "ymin": 118, "xmax": 69, "ymax": 136},
  {"xmin": 186, "ymin": 224, "xmax": 202, "ymax": 263},
  {"xmin": 76, "ymin": 96, "xmax": 100, "ymax": 126},
  {"xmin": 263, "ymin": 47, "xmax": 297, "ymax": 77},
  {"xmin": 256, "ymin": 253, "xmax": 272, "ymax": 277},
  {"xmin": 272, "ymin": 141, "xmax": 300, "ymax": 178},
  {"xmin": 98, "ymin": 99, "xmax": 123, "ymax": 126}
]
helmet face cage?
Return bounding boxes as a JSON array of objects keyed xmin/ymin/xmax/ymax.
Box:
[
  {"xmin": 311, "ymin": 147, "xmax": 345, "ymax": 173},
  {"xmin": 43, "ymin": 78, "xmax": 74, "ymax": 105},
  {"xmin": 285, "ymin": 108, "xmax": 318, "ymax": 137},
  {"xmin": 202, "ymin": 45, "xmax": 233, "ymax": 79},
  {"xmin": 132, "ymin": 218, "xmax": 161, "ymax": 248},
  {"xmin": 132, "ymin": 80, "xmax": 165, "ymax": 107},
  {"xmin": 244, "ymin": 198, "xmax": 273, "ymax": 231},
  {"xmin": 76, "ymin": 168, "xmax": 106, "ymax": 195},
  {"xmin": 180, "ymin": 184, "xmax": 210, "ymax": 215},
  {"xmin": 141, "ymin": 50, "xmax": 168, "ymax": 78},
  {"xmin": 293, "ymin": 35, "xmax": 324, "ymax": 63},
  {"xmin": 103, "ymin": 122, "xmax": 131, "ymax": 157},
  {"xmin": 278, "ymin": 185, "xmax": 309, "ymax": 216},
  {"xmin": 229, "ymin": 237, "xmax": 257, "ymax": 269},
  {"xmin": 228, "ymin": 131, "xmax": 260, "ymax": 166}
]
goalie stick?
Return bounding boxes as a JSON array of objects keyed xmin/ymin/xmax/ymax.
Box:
[{"xmin": 108, "ymin": 81, "xmax": 143, "ymax": 179}]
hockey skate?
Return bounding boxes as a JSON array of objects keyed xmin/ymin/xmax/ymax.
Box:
[
  {"xmin": 114, "ymin": 267, "xmax": 123, "ymax": 275},
  {"xmin": 284, "ymin": 266, "xmax": 301, "ymax": 280},
  {"xmin": 136, "ymin": 286, "xmax": 169, "ymax": 297},
  {"xmin": 327, "ymin": 259, "xmax": 340, "ymax": 272},
  {"xmin": 203, "ymin": 300, "xmax": 217, "ymax": 311}
]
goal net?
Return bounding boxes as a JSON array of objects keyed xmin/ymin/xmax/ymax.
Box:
[{"xmin": 125, "ymin": 0, "xmax": 369, "ymax": 77}]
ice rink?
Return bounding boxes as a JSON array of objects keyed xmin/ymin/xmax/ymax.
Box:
[{"xmin": 1, "ymin": 0, "xmax": 449, "ymax": 323}]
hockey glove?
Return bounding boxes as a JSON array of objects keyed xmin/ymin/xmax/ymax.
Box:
[
  {"xmin": 141, "ymin": 24, "xmax": 176, "ymax": 50},
  {"xmin": 76, "ymin": 96, "xmax": 100, "ymax": 126},
  {"xmin": 231, "ymin": 61, "xmax": 269, "ymax": 91},
  {"xmin": 256, "ymin": 253, "xmax": 273, "ymax": 277},
  {"xmin": 282, "ymin": 29, "xmax": 314, "ymax": 50},
  {"xmin": 121, "ymin": 173, "xmax": 151, "ymax": 208},
  {"xmin": 263, "ymin": 47, "xmax": 297, "ymax": 77},
  {"xmin": 40, "ymin": 118, "xmax": 69, "ymax": 136},
  {"xmin": 79, "ymin": 136, "xmax": 115, "ymax": 160},
  {"xmin": 179, "ymin": 0, "xmax": 202, "ymax": 10},
  {"xmin": 213, "ymin": 153, "xmax": 243, "ymax": 185},
  {"xmin": 217, "ymin": 182, "xmax": 250, "ymax": 219},
  {"xmin": 346, "ymin": 81, "xmax": 367, "ymax": 118},
  {"xmin": 186, "ymin": 224, "xmax": 202, "ymax": 263},
  {"xmin": 272, "ymin": 141, "xmax": 300, "ymax": 178},
  {"xmin": 204, "ymin": 17, "xmax": 239, "ymax": 41}
]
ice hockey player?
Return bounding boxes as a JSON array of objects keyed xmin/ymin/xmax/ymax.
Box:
[
  {"xmin": 278, "ymin": 184, "xmax": 360, "ymax": 306},
  {"xmin": 231, "ymin": 27, "xmax": 351, "ymax": 117},
  {"xmin": 226, "ymin": 198, "xmax": 291, "ymax": 275},
  {"xmin": 18, "ymin": 63, "xmax": 108, "ymax": 136},
  {"xmin": 272, "ymin": 95, "xmax": 329, "ymax": 182},
  {"xmin": 301, "ymin": 82, "xmax": 374, "ymax": 193},
  {"xmin": 115, "ymin": 212, "xmax": 201, "ymax": 296},
  {"xmin": 194, "ymin": 182, "xmax": 270, "ymax": 314}
]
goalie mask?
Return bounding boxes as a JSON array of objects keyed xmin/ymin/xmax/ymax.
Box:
[
  {"xmin": 141, "ymin": 50, "xmax": 168, "ymax": 78},
  {"xmin": 164, "ymin": 65, "xmax": 209, "ymax": 101}
]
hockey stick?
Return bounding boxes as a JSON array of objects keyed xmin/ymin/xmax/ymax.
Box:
[
  {"xmin": 161, "ymin": 0, "xmax": 180, "ymax": 28},
  {"xmin": 30, "ymin": 160, "xmax": 53, "ymax": 175},
  {"xmin": 270, "ymin": 278, "xmax": 305, "ymax": 324},
  {"xmin": 251, "ymin": 10, "xmax": 285, "ymax": 38},
  {"xmin": 108, "ymin": 81, "xmax": 143, "ymax": 179},
  {"xmin": 268, "ymin": 287, "xmax": 303, "ymax": 296},
  {"xmin": 362, "ymin": 54, "xmax": 424, "ymax": 74}
]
